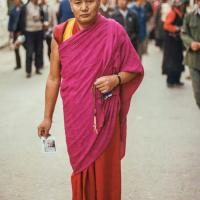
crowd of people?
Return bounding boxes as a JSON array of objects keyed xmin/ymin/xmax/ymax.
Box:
[{"xmin": 7, "ymin": 0, "xmax": 200, "ymax": 108}]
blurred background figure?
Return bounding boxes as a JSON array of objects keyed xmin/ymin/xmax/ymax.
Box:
[
  {"xmin": 17, "ymin": 0, "xmax": 44, "ymax": 78},
  {"xmin": 8, "ymin": 0, "xmax": 23, "ymax": 70},
  {"xmin": 112, "ymin": 0, "xmax": 139, "ymax": 50},
  {"xmin": 143, "ymin": 0, "xmax": 153, "ymax": 54},
  {"xmin": 99, "ymin": 0, "xmax": 114, "ymax": 18},
  {"xmin": 129, "ymin": 0, "xmax": 147, "ymax": 59},
  {"xmin": 39, "ymin": 0, "xmax": 58, "ymax": 59},
  {"xmin": 144, "ymin": 0, "xmax": 153, "ymax": 22},
  {"xmin": 57, "ymin": 0, "xmax": 74, "ymax": 23},
  {"xmin": 162, "ymin": 0, "xmax": 186, "ymax": 88},
  {"xmin": 7, "ymin": 0, "xmax": 15, "ymax": 14},
  {"xmin": 181, "ymin": 0, "xmax": 200, "ymax": 108},
  {"xmin": 39, "ymin": 0, "xmax": 50, "ymax": 59},
  {"xmin": 154, "ymin": 0, "xmax": 171, "ymax": 49}
]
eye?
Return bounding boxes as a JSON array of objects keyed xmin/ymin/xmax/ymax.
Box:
[
  {"xmin": 86, "ymin": 0, "xmax": 94, "ymax": 2},
  {"xmin": 74, "ymin": 1, "xmax": 81, "ymax": 4}
]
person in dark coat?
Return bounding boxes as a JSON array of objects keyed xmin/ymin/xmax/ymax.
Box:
[
  {"xmin": 112, "ymin": 0, "xmax": 139, "ymax": 50},
  {"xmin": 99, "ymin": 0, "xmax": 114, "ymax": 18},
  {"xmin": 154, "ymin": 0, "xmax": 171, "ymax": 49},
  {"xmin": 129, "ymin": 0, "xmax": 147, "ymax": 59},
  {"xmin": 181, "ymin": 0, "xmax": 200, "ymax": 108},
  {"xmin": 17, "ymin": 0, "xmax": 44, "ymax": 78},
  {"xmin": 162, "ymin": 0, "xmax": 186, "ymax": 87},
  {"xmin": 8, "ymin": 0, "xmax": 23, "ymax": 70}
]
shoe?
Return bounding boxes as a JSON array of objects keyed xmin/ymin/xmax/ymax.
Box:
[
  {"xmin": 14, "ymin": 66, "xmax": 21, "ymax": 70},
  {"xmin": 176, "ymin": 82, "xmax": 184, "ymax": 87},
  {"xmin": 167, "ymin": 83, "xmax": 175, "ymax": 88},
  {"xmin": 36, "ymin": 69, "xmax": 42, "ymax": 75},
  {"xmin": 26, "ymin": 73, "xmax": 31, "ymax": 78}
]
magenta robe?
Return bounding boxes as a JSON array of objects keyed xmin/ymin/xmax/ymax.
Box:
[{"xmin": 57, "ymin": 14, "xmax": 144, "ymax": 174}]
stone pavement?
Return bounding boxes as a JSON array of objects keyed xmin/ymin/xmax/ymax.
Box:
[{"xmin": 0, "ymin": 43, "xmax": 200, "ymax": 200}]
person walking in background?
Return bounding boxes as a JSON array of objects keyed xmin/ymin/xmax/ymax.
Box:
[
  {"xmin": 154, "ymin": 0, "xmax": 171, "ymax": 49},
  {"xmin": 143, "ymin": 0, "xmax": 153, "ymax": 53},
  {"xmin": 40, "ymin": 0, "xmax": 58, "ymax": 59},
  {"xmin": 112, "ymin": 0, "xmax": 139, "ymax": 50},
  {"xmin": 181, "ymin": 0, "xmax": 200, "ymax": 108},
  {"xmin": 144, "ymin": 0, "xmax": 153, "ymax": 22},
  {"xmin": 99, "ymin": 0, "xmax": 114, "ymax": 18},
  {"xmin": 162, "ymin": 0, "xmax": 186, "ymax": 87},
  {"xmin": 17, "ymin": 0, "xmax": 44, "ymax": 78},
  {"xmin": 8, "ymin": 0, "xmax": 23, "ymax": 70},
  {"xmin": 37, "ymin": 0, "xmax": 144, "ymax": 198},
  {"xmin": 57, "ymin": 0, "xmax": 74, "ymax": 23},
  {"xmin": 129, "ymin": 0, "xmax": 147, "ymax": 59},
  {"xmin": 39, "ymin": 0, "xmax": 50, "ymax": 60}
]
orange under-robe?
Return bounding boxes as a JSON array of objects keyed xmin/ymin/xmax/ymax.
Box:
[
  {"xmin": 71, "ymin": 116, "xmax": 121, "ymax": 200},
  {"xmin": 54, "ymin": 19, "xmax": 121, "ymax": 200}
]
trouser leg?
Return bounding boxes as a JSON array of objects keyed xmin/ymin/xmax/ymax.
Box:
[
  {"xmin": 174, "ymin": 71, "xmax": 181, "ymax": 83},
  {"xmin": 25, "ymin": 32, "xmax": 34, "ymax": 74},
  {"xmin": 167, "ymin": 70, "xmax": 181, "ymax": 84},
  {"xmin": 167, "ymin": 71, "xmax": 175, "ymax": 84},
  {"xmin": 14, "ymin": 48, "xmax": 21, "ymax": 68},
  {"xmin": 46, "ymin": 36, "xmax": 52, "ymax": 59},
  {"xmin": 189, "ymin": 68, "xmax": 200, "ymax": 109},
  {"xmin": 138, "ymin": 40, "xmax": 145, "ymax": 60},
  {"xmin": 34, "ymin": 31, "xmax": 44, "ymax": 70},
  {"xmin": 13, "ymin": 33, "xmax": 21, "ymax": 69}
]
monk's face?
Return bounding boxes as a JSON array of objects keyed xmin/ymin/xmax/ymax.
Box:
[{"xmin": 70, "ymin": 0, "xmax": 100, "ymax": 25}]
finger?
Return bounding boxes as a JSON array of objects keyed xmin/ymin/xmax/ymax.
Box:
[
  {"xmin": 38, "ymin": 128, "xmax": 44, "ymax": 138},
  {"xmin": 38, "ymin": 127, "xmax": 42, "ymax": 137},
  {"xmin": 101, "ymin": 89, "xmax": 109, "ymax": 94},
  {"xmin": 94, "ymin": 77, "xmax": 106, "ymax": 85},
  {"xmin": 44, "ymin": 129, "xmax": 50, "ymax": 138},
  {"xmin": 95, "ymin": 83, "xmax": 106, "ymax": 89},
  {"xmin": 98, "ymin": 86, "xmax": 109, "ymax": 93},
  {"xmin": 38, "ymin": 127, "xmax": 47, "ymax": 138}
]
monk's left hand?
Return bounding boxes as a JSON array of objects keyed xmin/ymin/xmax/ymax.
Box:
[{"xmin": 94, "ymin": 75, "xmax": 119, "ymax": 94}]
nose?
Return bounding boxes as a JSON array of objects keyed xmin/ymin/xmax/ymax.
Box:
[{"xmin": 80, "ymin": 2, "xmax": 89, "ymax": 11}]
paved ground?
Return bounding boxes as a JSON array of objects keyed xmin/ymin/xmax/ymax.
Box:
[{"xmin": 0, "ymin": 43, "xmax": 200, "ymax": 200}]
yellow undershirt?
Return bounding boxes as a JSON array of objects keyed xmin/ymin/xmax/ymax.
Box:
[{"xmin": 63, "ymin": 18, "xmax": 76, "ymax": 42}]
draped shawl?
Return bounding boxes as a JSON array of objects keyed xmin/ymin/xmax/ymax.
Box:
[{"xmin": 56, "ymin": 14, "xmax": 144, "ymax": 174}]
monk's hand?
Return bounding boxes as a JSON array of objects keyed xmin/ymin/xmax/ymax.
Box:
[
  {"xmin": 37, "ymin": 119, "xmax": 52, "ymax": 139},
  {"xmin": 94, "ymin": 75, "xmax": 119, "ymax": 94}
]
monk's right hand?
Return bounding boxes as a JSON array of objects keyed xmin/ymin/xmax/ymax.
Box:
[{"xmin": 37, "ymin": 119, "xmax": 52, "ymax": 138}]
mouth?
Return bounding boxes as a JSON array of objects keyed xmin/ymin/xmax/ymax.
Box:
[{"xmin": 80, "ymin": 14, "xmax": 90, "ymax": 18}]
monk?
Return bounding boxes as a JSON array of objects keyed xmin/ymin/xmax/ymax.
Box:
[{"xmin": 37, "ymin": 0, "xmax": 144, "ymax": 199}]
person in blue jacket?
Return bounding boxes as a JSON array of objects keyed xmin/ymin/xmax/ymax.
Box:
[
  {"xmin": 129, "ymin": 0, "xmax": 147, "ymax": 59},
  {"xmin": 58, "ymin": 0, "xmax": 74, "ymax": 23},
  {"xmin": 8, "ymin": 0, "xmax": 23, "ymax": 70}
]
